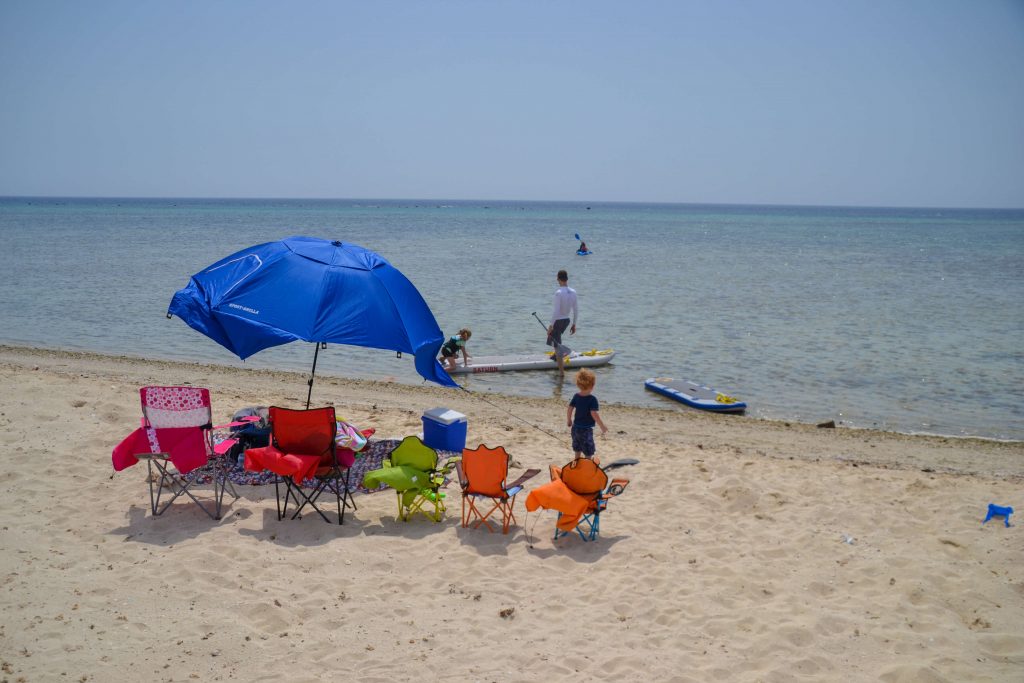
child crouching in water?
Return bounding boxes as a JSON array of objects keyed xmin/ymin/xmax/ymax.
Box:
[
  {"xmin": 439, "ymin": 328, "xmax": 471, "ymax": 372},
  {"xmin": 567, "ymin": 368, "xmax": 607, "ymax": 463}
]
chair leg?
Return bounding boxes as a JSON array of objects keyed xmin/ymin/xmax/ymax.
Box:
[
  {"xmin": 148, "ymin": 457, "xmax": 205, "ymax": 517},
  {"xmin": 147, "ymin": 459, "xmax": 161, "ymax": 515},
  {"xmin": 274, "ymin": 475, "xmax": 285, "ymax": 521},
  {"xmin": 399, "ymin": 490, "xmax": 445, "ymax": 523},
  {"xmin": 575, "ymin": 512, "xmax": 600, "ymax": 541},
  {"xmin": 509, "ymin": 496, "xmax": 520, "ymax": 532},
  {"xmin": 293, "ymin": 487, "xmax": 331, "ymax": 523},
  {"xmin": 144, "ymin": 456, "xmax": 227, "ymax": 520},
  {"xmin": 211, "ymin": 456, "xmax": 237, "ymax": 520},
  {"xmin": 287, "ymin": 478, "xmax": 330, "ymax": 524},
  {"xmin": 428, "ymin": 490, "xmax": 446, "ymax": 522},
  {"xmin": 221, "ymin": 461, "xmax": 239, "ymax": 501},
  {"xmin": 212, "ymin": 464, "xmax": 223, "ymax": 519},
  {"xmin": 501, "ymin": 497, "xmax": 516, "ymax": 534},
  {"xmin": 576, "ymin": 515, "xmax": 590, "ymax": 541},
  {"xmin": 331, "ymin": 468, "xmax": 353, "ymax": 523},
  {"xmin": 340, "ymin": 468, "xmax": 352, "ymax": 521},
  {"xmin": 182, "ymin": 480, "xmax": 220, "ymax": 520},
  {"xmin": 148, "ymin": 458, "xmax": 185, "ymax": 515},
  {"xmin": 341, "ymin": 468, "xmax": 357, "ymax": 512},
  {"xmin": 347, "ymin": 469, "xmax": 356, "ymax": 510},
  {"xmin": 334, "ymin": 479, "xmax": 343, "ymax": 525},
  {"xmin": 285, "ymin": 467, "xmax": 351, "ymax": 524},
  {"xmin": 405, "ymin": 494, "xmax": 424, "ymax": 521},
  {"xmin": 465, "ymin": 496, "xmax": 499, "ymax": 532},
  {"xmin": 552, "ymin": 503, "xmax": 605, "ymax": 542},
  {"xmin": 303, "ymin": 477, "xmax": 341, "ymax": 524}
]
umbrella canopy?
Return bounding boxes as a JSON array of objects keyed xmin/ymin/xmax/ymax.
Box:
[{"xmin": 168, "ymin": 236, "xmax": 457, "ymax": 391}]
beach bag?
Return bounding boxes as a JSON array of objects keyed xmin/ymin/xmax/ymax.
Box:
[
  {"xmin": 335, "ymin": 419, "xmax": 369, "ymax": 452},
  {"xmin": 231, "ymin": 406, "xmax": 270, "ymax": 430}
]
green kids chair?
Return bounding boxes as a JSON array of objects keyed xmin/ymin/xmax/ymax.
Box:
[{"xmin": 362, "ymin": 435, "xmax": 460, "ymax": 522}]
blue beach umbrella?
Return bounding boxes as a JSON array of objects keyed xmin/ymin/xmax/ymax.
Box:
[{"xmin": 168, "ymin": 236, "xmax": 457, "ymax": 406}]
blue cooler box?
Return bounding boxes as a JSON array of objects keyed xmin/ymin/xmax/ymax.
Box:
[{"xmin": 421, "ymin": 408, "xmax": 467, "ymax": 452}]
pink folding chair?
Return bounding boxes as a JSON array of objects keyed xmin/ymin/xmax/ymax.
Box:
[{"xmin": 112, "ymin": 386, "xmax": 245, "ymax": 519}]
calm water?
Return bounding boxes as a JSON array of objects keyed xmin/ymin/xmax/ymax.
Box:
[{"xmin": 2, "ymin": 197, "xmax": 1022, "ymax": 440}]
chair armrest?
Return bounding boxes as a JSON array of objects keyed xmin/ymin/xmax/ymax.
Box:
[
  {"xmin": 454, "ymin": 461, "xmax": 468, "ymax": 490},
  {"xmin": 436, "ymin": 456, "xmax": 461, "ymax": 475},
  {"xmin": 605, "ymin": 478, "xmax": 629, "ymax": 497},
  {"xmin": 213, "ymin": 437, "xmax": 238, "ymax": 455},
  {"xmin": 212, "ymin": 416, "xmax": 261, "ymax": 430},
  {"xmin": 506, "ymin": 468, "xmax": 541, "ymax": 491},
  {"xmin": 134, "ymin": 451, "xmax": 170, "ymax": 461}
]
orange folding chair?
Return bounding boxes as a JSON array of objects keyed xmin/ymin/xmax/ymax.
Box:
[
  {"xmin": 456, "ymin": 445, "xmax": 540, "ymax": 534},
  {"xmin": 526, "ymin": 458, "xmax": 630, "ymax": 541}
]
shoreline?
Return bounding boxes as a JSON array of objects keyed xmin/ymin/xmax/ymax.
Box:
[
  {"xmin": 4, "ymin": 336, "xmax": 1018, "ymax": 443},
  {"xmin": 2, "ymin": 343, "xmax": 1021, "ymax": 476},
  {"xmin": 0, "ymin": 343, "xmax": 1022, "ymax": 680}
]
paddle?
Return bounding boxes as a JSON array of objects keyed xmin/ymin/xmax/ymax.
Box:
[{"xmin": 531, "ymin": 311, "xmax": 572, "ymax": 357}]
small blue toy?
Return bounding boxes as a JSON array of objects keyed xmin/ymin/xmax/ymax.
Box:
[{"xmin": 982, "ymin": 503, "xmax": 1013, "ymax": 527}]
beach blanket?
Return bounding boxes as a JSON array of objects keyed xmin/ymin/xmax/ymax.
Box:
[{"xmin": 182, "ymin": 438, "xmax": 459, "ymax": 494}]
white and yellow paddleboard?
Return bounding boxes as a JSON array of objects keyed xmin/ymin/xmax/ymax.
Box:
[{"xmin": 449, "ymin": 349, "xmax": 615, "ymax": 374}]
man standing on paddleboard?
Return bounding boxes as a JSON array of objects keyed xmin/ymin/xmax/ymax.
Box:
[{"xmin": 547, "ymin": 269, "xmax": 578, "ymax": 374}]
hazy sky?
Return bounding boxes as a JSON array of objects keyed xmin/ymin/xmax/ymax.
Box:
[{"xmin": 1, "ymin": 1, "xmax": 1022, "ymax": 207}]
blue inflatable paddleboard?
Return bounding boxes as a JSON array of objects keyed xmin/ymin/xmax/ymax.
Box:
[{"xmin": 644, "ymin": 378, "xmax": 746, "ymax": 413}]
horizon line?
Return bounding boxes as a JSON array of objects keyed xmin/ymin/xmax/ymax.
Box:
[{"xmin": 2, "ymin": 194, "xmax": 1023, "ymax": 213}]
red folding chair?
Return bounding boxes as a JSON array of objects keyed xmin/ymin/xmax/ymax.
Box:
[{"xmin": 244, "ymin": 406, "xmax": 355, "ymax": 524}]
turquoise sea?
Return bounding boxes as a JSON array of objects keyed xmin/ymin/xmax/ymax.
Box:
[{"xmin": 1, "ymin": 197, "xmax": 1021, "ymax": 441}]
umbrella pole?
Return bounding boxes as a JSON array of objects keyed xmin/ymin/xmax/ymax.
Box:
[{"xmin": 307, "ymin": 343, "xmax": 324, "ymax": 409}]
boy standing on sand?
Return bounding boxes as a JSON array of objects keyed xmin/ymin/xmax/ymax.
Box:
[{"xmin": 567, "ymin": 368, "xmax": 607, "ymax": 463}]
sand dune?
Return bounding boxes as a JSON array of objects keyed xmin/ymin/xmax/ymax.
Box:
[{"xmin": 0, "ymin": 345, "xmax": 1021, "ymax": 682}]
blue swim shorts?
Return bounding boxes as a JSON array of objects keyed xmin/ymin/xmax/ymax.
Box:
[{"xmin": 571, "ymin": 425, "xmax": 596, "ymax": 457}]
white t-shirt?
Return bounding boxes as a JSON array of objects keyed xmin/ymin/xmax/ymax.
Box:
[{"xmin": 551, "ymin": 285, "xmax": 578, "ymax": 324}]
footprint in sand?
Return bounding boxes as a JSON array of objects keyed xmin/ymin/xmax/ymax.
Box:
[{"xmin": 977, "ymin": 633, "xmax": 1024, "ymax": 661}]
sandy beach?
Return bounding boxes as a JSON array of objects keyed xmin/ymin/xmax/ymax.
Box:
[{"xmin": 0, "ymin": 344, "xmax": 1021, "ymax": 682}]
